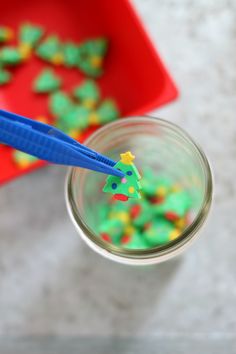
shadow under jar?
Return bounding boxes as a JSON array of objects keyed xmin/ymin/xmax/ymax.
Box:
[{"xmin": 66, "ymin": 117, "xmax": 213, "ymax": 265}]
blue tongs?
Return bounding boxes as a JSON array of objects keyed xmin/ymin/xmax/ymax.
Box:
[{"xmin": 0, "ymin": 109, "xmax": 124, "ymax": 177}]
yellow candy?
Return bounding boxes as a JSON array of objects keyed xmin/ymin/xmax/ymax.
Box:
[
  {"xmin": 18, "ymin": 42, "xmax": 32, "ymax": 60},
  {"xmin": 90, "ymin": 55, "xmax": 102, "ymax": 68},
  {"xmin": 124, "ymin": 225, "xmax": 135, "ymax": 236},
  {"xmin": 69, "ymin": 130, "xmax": 81, "ymax": 140},
  {"xmin": 175, "ymin": 217, "xmax": 187, "ymax": 230},
  {"xmin": 89, "ymin": 112, "xmax": 100, "ymax": 125},
  {"xmin": 83, "ymin": 98, "xmax": 96, "ymax": 110},
  {"xmin": 17, "ymin": 159, "xmax": 33, "ymax": 169},
  {"xmin": 35, "ymin": 115, "xmax": 48, "ymax": 124},
  {"xmin": 5, "ymin": 28, "xmax": 14, "ymax": 41},
  {"xmin": 156, "ymin": 186, "xmax": 168, "ymax": 197},
  {"xmin": 50, "ymin": 53, "xmax": 64, "ymax": 65},
  {"xmin": 169, "ymin": 229, "xmax": 181, "ymax": 241},
  {"xmin": 110, "ymin": 211, "xmax": 130, "ymax": 224}
]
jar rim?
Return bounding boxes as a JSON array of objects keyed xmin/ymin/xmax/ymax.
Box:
[{"xmin": 65, "ymin": 116, "xmax": 213, "ymax": 265}]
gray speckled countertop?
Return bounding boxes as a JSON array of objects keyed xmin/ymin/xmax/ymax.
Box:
[{"xmin": 1, "ymin": 0, "xmax": 236, "ymax": 353}]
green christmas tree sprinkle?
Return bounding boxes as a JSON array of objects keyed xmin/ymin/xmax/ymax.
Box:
[
  {"xmin": 103, "ymin": 151, "xmax": 142, "ymax": 201},
  {"xmin": 0, "ymin": 46, "xmax": 22, "ymax": 66},
  {"xmin": 33, "ymin": 68, "xmax": 62, "ymax": 93},
  {"xmin": 49, "ymin": 91, "xmax": 74, "ymax": 118},
  {"xmin": 97, "ymin": 99, "xmax": 120, "ymax": 124},
  {"xmin": 77, "ymin": 38, "xmax": 108, "ymax": 77},
  {"xmin": 19, "ymin": 23, "xmax": 44, "ymax": 47},
  {"xmin": 73, "ymin": 79, "xmax": 100, "ymax": 108},
  {"xmin": 36, "ymin": 35, "xmax": 64, "ymax": 65},
  {"xmin": 63, "ymin": 42, "xmax": 79, "ymax": 67}
]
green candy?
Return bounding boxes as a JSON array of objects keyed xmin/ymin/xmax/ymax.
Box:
[
  {"xmin": 83, "ymin": 38, "xmax": 108, "ymax": 56},
  {"xmin": 49, "ymin": 91, "xmax": 73, "ymax": 118},
  {"xmin": 73, "ymin": 79, "xmax": 100, "ymax": 106},
  {"xmin": 155, "ymin": 176, "xmax": 172, "ymax": 195},
  {"xmin": 13, "ymin": 150, "xmax": 38, "ymax": 167},
  {"xmin": 77, "ymin": 38, "xmax": 108, "ymax": 77},
  {"xmin": 36, "ymin": 35, "xmax": 62, "ymax": 61},
  {"xmin": 130, "ymin": 199, "xmax": 153, "ymax": 228},
  {"xmin": 33, "ymin": 68, "xmax": 62, "ymax": 93},
  {"xmin": 77, "ymin": 59, "xmax": 103, "ymax": 77},
  {"xmin": 98, "ymin": 219, "xmax": 124, "ymax": 245},
  {"xmin": 123, "ymin": 232, "xmax": 149, "ymax": 250},
  {"xmin": 141, "ymin": 168, "xmax": 157, "ymax": 196},
  {"xmin": 141, "ymin": 181, "xmax": 156, "ymax": 197},
  {"xmin": 59, "ymin": 105, "xmax": 89, "ymax": 131},
  {"xmin": 109, "ymin": 199, "xmax": 131, "ymax": 214},
  {"xmin": 154, "ymin": 191, "xmax": 192, "ymax": 218},
  {"xmin": 142, "ymin": 169, "xmax": 173, "ymax": 197},
  {"xmin": 0, "ymin": 68, "xmax": 11, "ymax": 85},
  {"xmin": 97, "ymin": 99, "xmax": 120, "ymax": 124},
  {"xmin": 63, "ymin": 42, "xmax": 79, "ymax": 67},
  {"xmin": 19, "ymin": 23, "xmax": 44, "ymax": 46},
  {"xmin": 0, "ymin": 46, "xmax": 22, "ymax": 66},
  {"xmin": 98, "ymin": 204, "xmax": 110, "ymax": 223},
  {"xmin": 144, "ymin": 218, "xmax": 174, "ymax": 246}
]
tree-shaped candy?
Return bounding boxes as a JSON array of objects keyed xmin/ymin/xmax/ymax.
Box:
[
  {"xmin": 19, "ymin": 23, "xmax": 44, "ymax": 46},
  {"xmin": 103, "ymin": 151, "xmax": 142, "ymax": 201},
  {"xmin": 63, "ymin": 42, "xmax": 79, "ymax": 67},
  {"xmin": 19, "ymin": 23, "xmax": 44, "ymax": 60},
  {"xmin": 77, "ymin": 37, "xmax": 108, "ymax": 77},
  {"xmin": 0, "ymin": 46, "xmax": 22, "ymax": 66},
  {"xmin": 49, "ymin": 91, "xmax": 74, "ymax": 118},
  {"xmin": 33, "ymin": 68, "xmax": 62, "ymax": 93},
  {"xmin": 36, "ymin": 36, "xmax": 64, "ymax": 65},
  {"xmin": 73, "ymin": 79, "xmax": 100, "ymax": 109}
]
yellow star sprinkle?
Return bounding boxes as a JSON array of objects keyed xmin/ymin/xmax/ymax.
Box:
[
  {"xmin": 83, "ymin": 98, "xmax": 96, "ymax": 109},
  {"xmin": 156, "ymin": 186, "xmax": 167, "ymax": 197},
  {"xmin": 120, "ymin": 151, "xmax": 135, "ymax": 165},
  {"xmin": 69, "ymin": 130, "xmax": 81, "ymax": 140},
  {"xmin": 169, "ymin": 229, "xmax": 181, "ymax": 241},
  {"xmin": 90, "ymin": 55, "xmax": 102, "ymax": 68},
  {"xmin": 175, "ymin": 217, "xmax": 186, "ymax": 230},
  {"xmin": 36, "ymin": 116, "xmax": 48, "ymax": 124},
  {"xmin": 89, "ymin": 112, "xmax": 100, "ymax": 125},
  {"xmin": 19, "ymin": 42, "xmax": 32, "ymax": 60},
  {"xmin": 125, "ymin": 225, "xmax": 135, "ymax": 235},
  {"xmin": 17, "ymin": 159, "xmax": 32, "ymax": 169},
  {"xmin": 50, "ymin": 53, "xmax": 64, "ymax": 65},
  {"xmin": 116, "ymin": 211, "xmax": 130, "ymax": 224}
]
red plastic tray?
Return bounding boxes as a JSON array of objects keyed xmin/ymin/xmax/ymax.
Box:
[{"xmin": 0, "ymin": 0, "xmax": 178, "ymax": 185}]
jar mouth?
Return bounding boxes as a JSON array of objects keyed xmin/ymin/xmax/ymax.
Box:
[{"xmin": 65, "ymin": 116, "xmax": 213, "ymax": 265}]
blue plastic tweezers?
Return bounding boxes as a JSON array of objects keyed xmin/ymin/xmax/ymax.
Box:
[{"xmin": 0, "ymin": 109, "xmax": 124, "ymax": 178}]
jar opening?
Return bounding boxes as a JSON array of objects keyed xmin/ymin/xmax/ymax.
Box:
[{"xmin": 65, "ymin": 117, "xmax": 213, "ymax": 265}]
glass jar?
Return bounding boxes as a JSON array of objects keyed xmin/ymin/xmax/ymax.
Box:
[{"xmin": 65, "ymin": 117, "xmax": 213, "ymax": 265}]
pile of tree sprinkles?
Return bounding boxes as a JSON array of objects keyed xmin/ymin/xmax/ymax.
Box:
[
  {"xmin": 101, "ymin": 162, "xmax": 193, "ymax": 249},
  {"xmin": 0, "ymin": 23, "xmax": 120, "ymax": 168}
]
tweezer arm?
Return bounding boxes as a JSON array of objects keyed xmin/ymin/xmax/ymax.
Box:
[{"xmin": 0, "ymin": 109, "xmax": 124, "ymax": 177}]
